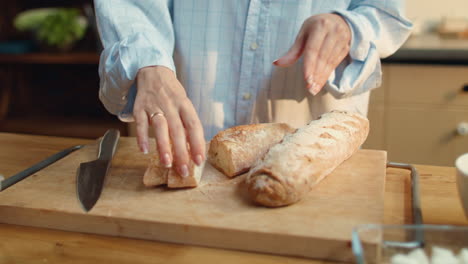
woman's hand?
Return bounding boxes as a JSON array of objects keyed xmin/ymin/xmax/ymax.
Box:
[
  {"xmin": 134, "ymin": 66, "xmax": 205, "ymax": 177},
  {"xmin": 274, "ymin": 13, "xmax": 351, "ymax": 95}
]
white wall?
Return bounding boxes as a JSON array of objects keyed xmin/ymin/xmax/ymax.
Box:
[{"xmin": 406, "ymin": 0, "xmax": 468, "ymax": 33}]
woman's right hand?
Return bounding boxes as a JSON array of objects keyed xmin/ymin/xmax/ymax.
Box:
[{"xmin": 134, "ymin": 66, "xmax": 206, "ymax": 177}]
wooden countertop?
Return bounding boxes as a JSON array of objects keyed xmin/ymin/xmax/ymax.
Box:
[
  {"xmin": 402, "ymin": 34, "xmax": 468, "ymax": 52},
  {"xmin": 0, "ymin": 132, "xmax": 467, "ymax": 264},
  {"xmin": 385, "ymin": 34, "xmax": 468, "ymax": 62}
]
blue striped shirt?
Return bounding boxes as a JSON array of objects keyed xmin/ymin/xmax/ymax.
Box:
[{"xmin": 95, "ymin": 0, "xmax": 412, "ymax": 139}]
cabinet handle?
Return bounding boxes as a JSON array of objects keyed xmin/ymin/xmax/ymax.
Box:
[
  {"xmin": 463, "ymin": 84, "xmax": 468, "ymax": 93},
  {"xmin": 458, "ymin": 122, "xmax": 468, "ymax": 136}
]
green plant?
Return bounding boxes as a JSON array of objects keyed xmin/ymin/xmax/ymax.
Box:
[{"xmin": 14, "ymin": 8, "xmax": 88, "ymax": 51}]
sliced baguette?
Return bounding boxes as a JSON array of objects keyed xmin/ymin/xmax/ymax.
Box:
[
  {"xmin": 167, "ymin": 159, "xmax": 205, "ymax": 188},
  {"xmin": 208, "ymin": 123, "xmax": 296, "ymax": 177},
  {"xmin": 143, "ymin": 154, "xmax": 168, "ymax": 187},
  {"xmin": 246, "ymin": 111, "xmax": 369, "ymax": 207},
  {"xmin": 143, "ymin": 153, "xmax": 205, "ymax": 188}
]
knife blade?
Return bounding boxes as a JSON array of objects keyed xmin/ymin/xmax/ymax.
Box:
[
  {"xmin": 0, "ymin": 145, "xmax": 84, "ymax": 192},
  {"xmin": 76, "ymin": 129, "xmax": 120, "ymax": 212}
]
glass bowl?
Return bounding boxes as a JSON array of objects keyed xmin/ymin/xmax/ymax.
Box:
[
  {"xmin": 352, "ymin": 224, "xmax": 468, "ymax": 264},
  {"xmin": 456, "ymin": 153, "xmax": 468, "ymax": 218}
]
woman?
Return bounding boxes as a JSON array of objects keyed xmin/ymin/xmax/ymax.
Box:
[{"xmin": 95, "ymin": 0, "xmax": 412, "ymax": 177}]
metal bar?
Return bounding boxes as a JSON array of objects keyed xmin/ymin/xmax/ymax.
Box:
[
  {"xmin": 386, "ymin": 162, "xmax": 425, "ymax": 247},
  {"xmin": 353, "ymin": 162, "xmax": 425, "ymax": 263},
  {"xmin": 0, "ymin": 145, "xmax": 84, "ymax": 191}
]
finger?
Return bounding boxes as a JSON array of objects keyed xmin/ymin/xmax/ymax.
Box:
[
  {"xmin": 302, "ymin": 25, "xmax": 327, "ymax": 91},
  {"xmin": 179, "ymin": 102, "xmax": 206, "ymax": 166},
  {"xmin": 134, "ymin": 108, "xmax": 150, "ymax": 154},
  {"xmin": 150, "ymin": 111, "xmax": 172, "ymax": 168},
  {"xmin": 313, "ymin": 44, "xmax": 349, "ymax": 95},
  {"xmin": 308, "ymin": 32, "xmax": 339, "ymax": 95},
  {"xmin": 165, "ymin": 107, "xmax": 190, "ymax": 178},
  {"xmin": 273, "ymin": 30, "xmax": 306, "ymax": 67}
]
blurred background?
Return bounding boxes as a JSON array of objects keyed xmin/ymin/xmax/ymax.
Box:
[
  {"xmin": 0, "ymin": 0, "xmax": 127, "ymax": 140},
  {"xmin": 0, "ymin": 0, "xmax": 467, "ymax": 166}
]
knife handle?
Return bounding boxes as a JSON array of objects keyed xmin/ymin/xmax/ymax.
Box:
[{"xmin": 97, "ymin": 129, "xmax": 120, "ymax": 161}]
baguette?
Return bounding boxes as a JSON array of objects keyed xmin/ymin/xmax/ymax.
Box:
[
  {"xmin": 167, "ymin": 159, "xmax": 205, "ymax": 188},
  {"xmin": 143, "ymin": 154, "xmax": 169, "ymax": 187},
  {"xmin": 143, "ymin": 153, "xmax": 205, "ymax": 188},
  {"xmin": 246, "ymin": 111, "xmax": 369, "ymax": 207},
  {"xmin": 208, "ymin": 123, "xmax": 296, "ymax": 177}
]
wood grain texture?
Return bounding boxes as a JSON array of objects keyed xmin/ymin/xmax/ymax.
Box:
[
  {"xmin": 366, "ymin": 64, "xmax": 468, "ymax": 166},
  {"xmin": 0, "ymin": 223, "xmax": 326, "ymax": 264},
  {"xmin": 0, "ymin": 133, "xmax": 467, "ymax": 263},
  {"xmin": 384, "ymin": 165, "xmax": 468, "ymax": 226},
  {"xmin": 387, "ymin": 64, "xmax": 468, "ymax": 107},
  {"xmin": 0, "ymin": 135, "xmax": 387, "ymax": 262},
  {"xmin": 0, "ymin": 132, "xmax": 93, "ymax": 176}
]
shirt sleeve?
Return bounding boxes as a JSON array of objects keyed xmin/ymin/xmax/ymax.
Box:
[
  {"xmin": 95, "ymin": 0, "xmax": 175, "ymax": 120},
  {"xmin": 326, "ymin": 0, "xmax": 412, "ymax": 98}
]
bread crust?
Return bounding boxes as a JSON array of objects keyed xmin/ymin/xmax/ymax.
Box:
[
  {"xmin": 143, "ymin": 154, "xmax": 168, "ymax": 187},
  {"xmin": 208, "ymin": 123, "xmax": 296, "ymax": 177},
  {"xmin": 143, "ymin": 153, "xmax": 205, "ymax": 188},
  {"xmin": 246, "ymin": 111, "xmax": 370, "ymax": 207}
]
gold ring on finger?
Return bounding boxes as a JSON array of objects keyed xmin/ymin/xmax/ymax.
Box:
[{"xmin": 149, "ymin": 111, "xmax": 165, "ymax": 120}]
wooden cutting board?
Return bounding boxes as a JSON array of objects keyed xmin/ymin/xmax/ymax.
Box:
[{"xmin": 0, "ymin": 137, "xmax": 386, "ymax": 262}]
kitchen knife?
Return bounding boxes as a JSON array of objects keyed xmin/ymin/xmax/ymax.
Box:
[
  {"xmin": 0, "ymin": 145, "xmax": 84, "ymax": 192},
  {"xmin": 76, "ymin": 129, "xmax": 120, "ymax": 212}
]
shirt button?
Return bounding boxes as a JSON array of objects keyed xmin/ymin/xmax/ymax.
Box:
[
  {"xmin": 121, "ymin": 95, "xmax": 127, "ymax": 100},
  {"xmin": 250, "ymin": 42, "xmax": 258, "ymax": 50},
  {"xmin": 242, "ymin": 93, "xmax": 252, "ymax": 100}
]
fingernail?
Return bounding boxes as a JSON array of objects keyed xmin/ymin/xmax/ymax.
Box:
[
  {"xmin": 141, "ymin": 143, "xmax": 149, "ymax": 154},
  {"xmin": 306, "ymin": 76, "xmax": 314, "ymax": 87},
  {"xmin": 310, "ymin": 83, "xmax": 320, "ymax": 96},
  {"xmin": 273, "ymin": 59, "xmax": 279, "ymax": 65},
  {"xmin": 163, "ymin": 153, "xmax": 172, "ymax": 168},
  {"xmin": 179, "ymin": 165, "xmax": 189, "ymax": 178},
  {"xmin": 195, "ymin": 154, "xmax": 203, "ymax": 166}
]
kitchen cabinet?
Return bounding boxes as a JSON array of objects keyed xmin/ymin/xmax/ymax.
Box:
[
  {"xmin": 0, "ymin": 54, "xmax": 127, "ymax": 139},
  {"xmin": 363, "ymin": 64, "xmax": 468, "ymax": 166},
  {"xmin": 363, "ymin": 67, "xmax": 386, "ymax": 151}
]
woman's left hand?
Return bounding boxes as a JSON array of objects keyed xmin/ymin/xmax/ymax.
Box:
[{"xmin": 274, "ymin": 13, "xmax": 351, "ymax": 95}]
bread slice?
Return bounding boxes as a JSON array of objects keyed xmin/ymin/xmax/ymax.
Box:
[
  {"xmin": 143, "ymin": 154, "xmax": 168, "ymax": 187},
  {"xmin": 143, "ymin": 154, "xmax": 205, "ymax": 188},
  {"xmin": 208, "ymin": 123, "xmax": 296, "ymax": 177},
  {"xmin": 167, "ymin": 159, "xmax": 205, "ymax": 188},
  {"xmin": 246, "ymin": 111, "xmax": 369, "ymax": 207}
]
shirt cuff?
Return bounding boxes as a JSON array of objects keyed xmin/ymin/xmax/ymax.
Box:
[
  {"xmin": 98, "ymin": 32, "xmax": 175, "ymax": 118},
  {"xmin": 321, "ymin": 10, "xmax": 382, "ymax": 98},
  {"xmin": 333, "ymin": 9, "xmax": 371, "ymax": 62},
  {"xmin": 119, "ymin": 32, "xmax": 176, "ymax": 80}
]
